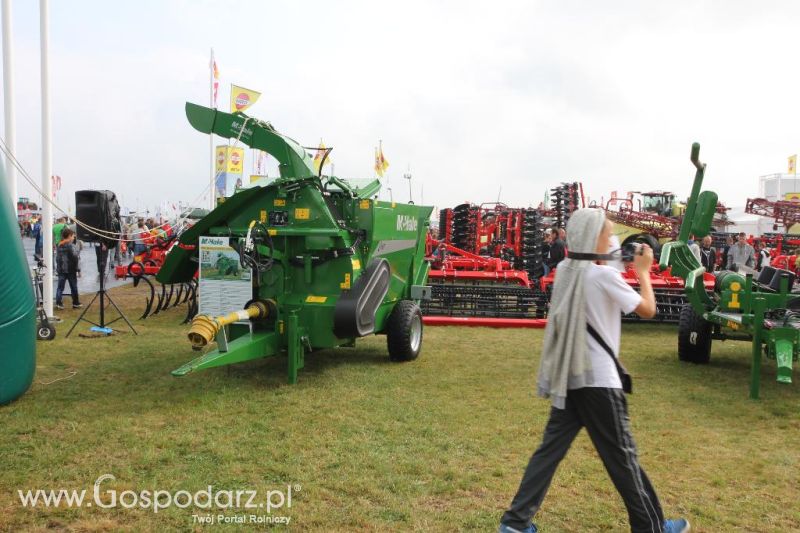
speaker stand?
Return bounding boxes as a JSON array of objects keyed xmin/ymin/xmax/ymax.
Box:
[{"xmin": 66, "ymin": 245, "xmax": 137, "ymax": 337}]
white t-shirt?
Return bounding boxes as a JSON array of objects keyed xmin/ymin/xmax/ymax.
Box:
[{"xmin": 569, "ymin": 263, "xmax": 642, "ymax": 390}]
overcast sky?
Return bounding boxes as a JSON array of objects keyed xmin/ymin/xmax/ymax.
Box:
[{"xmin": 2, "ymin": 0, "xmax": 799, "ymax": 215}]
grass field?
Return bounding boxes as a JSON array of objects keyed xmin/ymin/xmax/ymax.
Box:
[{"xmin": 1, "ymin": 285, "xmax": 799, "ymax": 532}]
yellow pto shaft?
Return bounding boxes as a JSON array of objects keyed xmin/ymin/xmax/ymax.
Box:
[{"xmin": 187, "ymin": 301, "xmax": 270, "ymax": 350}]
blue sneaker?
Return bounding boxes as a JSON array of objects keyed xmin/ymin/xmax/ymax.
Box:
[
  {"xmin": 664, "ymin": 518, "xmax": 690, "ymax": 533},
  {"xmin": 498, "ymin": 523, "xmax": 538, "ymax": 533}
]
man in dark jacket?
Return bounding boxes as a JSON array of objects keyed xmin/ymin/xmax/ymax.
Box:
[
  {"xmin": 546, "ymin": 227, "xmax": 566, "ymax": 270},
  {"xmin": 55, "ymin": 228, "xmax": 82, "ymax": 310},
  {"xmin": 699, "ymin": 235, "xmax": 717, "ymax": 272}
]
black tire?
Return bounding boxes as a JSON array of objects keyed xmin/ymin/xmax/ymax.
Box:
[
  {"xmin": 678, "ymin": 304, "xmax": 711, "ymax": 363},
  {"xmin": 37, "ymin": 321, "xmax": 56, "ymax": 341},
  {"xmin": 387, "ymin": 300, "xmax": 423, "ymax": 362}
]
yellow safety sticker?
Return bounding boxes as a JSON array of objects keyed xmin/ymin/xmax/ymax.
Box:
[
  {"xmin": 391, "ymin": 202, "xmax": 396, "ymax": 208},
  {"xmin": 278, "ymin": 321, "xmax": 284, "ymax": 334},
  {"xmin": 295, "ymin": 208, "xmax": 310, "ymax": 220},
  {"xmin": 260, "ymin": 210, "xmax": 267, "ymax": 223},
  {"xmin": 274, "ymin": 198, "xmax": 286, "ymax": 206},
  {"xmin": 268, "ymin": 229, "xmax": 277, "ymax": 236},
  {"xmin": 340, "ymin": 274, "xmax": 351, "ymax": 290},
  {"xmin": 305, "ymin": 295, "xmax": 327, "ymax": 303},
  {"xmin": 730, "ymin": 281, "xmax": 741, "ymax": 292},
  {"xmin": 351, "ymin": 259, "xmax": 361, "ymax": 270},
  {"xmin": 360, "ymin": 199, "xmax": 371, "ymax": 209},
  {"xmin": 480, "ymin": 235, "xmax": 488, "ymax": 244},
  {"xmin": 729, "ymin": 293, "xmax": 740, "ymax": 309}
]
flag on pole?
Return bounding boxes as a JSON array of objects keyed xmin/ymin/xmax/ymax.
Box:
[
  {"xmin": 378, "ymin": 140, "xmax": 389, "ymax": 174},
  {"xmin": 374, "ymin": 147, "xmax": 383, "ymax": 177},
  {"xmin": 313, "ymin": 140, "xmax": 331, "ymax": 173},
  {"xmin": 230, "ymin": 85, "xmax": 261, "ymax": 113},
  {"xmin": 255, "ymin": 150, "xmax": 267, "ymax": 175},
  {"xmin": 51, "ymin": 175, "xmax": 61, "ymax": 199},
  {"xmin": 789, "ymin": 154, "xmax": 797, "ymax": 176},
  {"xmin": 211, "ymin": 51, "xmax": 220, "ymax": 108}
]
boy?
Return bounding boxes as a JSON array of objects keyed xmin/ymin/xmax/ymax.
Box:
[
  {"xmin": 55, "ymin": 228, "xmax": 82, "ymax": 310},
  {"xmin": 499, "ymin": 209, "xmax": 689, "ymax": 533}
]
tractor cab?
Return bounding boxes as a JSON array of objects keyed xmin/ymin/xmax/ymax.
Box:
[{"xmin": 641, "ymin": 191, "xmax": 678, "ymax": 217}]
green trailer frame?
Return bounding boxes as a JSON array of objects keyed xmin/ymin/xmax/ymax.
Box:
[
  {"xmin": 660, "ymin": 143, "xmax": 798, "ymax": 398},
  {"xmin": 158, "ymin": 103, "xmax": 432, "ymax": 383}
]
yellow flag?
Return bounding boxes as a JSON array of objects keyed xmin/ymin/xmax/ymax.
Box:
[
  {"xmin": 374, "ymin": 147, "xmax": 384, "ymax": 177},
  {"xmin": 313, "ymin": 140, "xmax": 331, "ymax": 173},
  {"xmin": 789, "ymin": 154, "xmax": 797, "ymax": 176},
  {"xmin": 230, "ymin": 84, "xmax": 261, "ymax": 113},
  {"xmin": 215, "ymin": 146, "xmax": 244, "ymax": 174},
  {"xmin": 378, "ymin": 141, "xmax": 389, "ymax": 173}
]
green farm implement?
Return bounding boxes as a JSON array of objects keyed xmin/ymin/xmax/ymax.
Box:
[
  {"xmin": 157, "ymin": 103, "xmax": 432, "ymax": 384},
  {"xmin": 661, "ymin": 143, "xmax": 798, "ymax": 398}
]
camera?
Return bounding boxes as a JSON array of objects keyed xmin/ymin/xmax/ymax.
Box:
[{"xmin": 620, "ymin": 242, "xmax": 644, "ymax": 262}]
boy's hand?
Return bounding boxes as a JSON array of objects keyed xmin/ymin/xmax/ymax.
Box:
[{"xmin": 633, "ymin": 244, "xmax": 653, "ymax": 273}]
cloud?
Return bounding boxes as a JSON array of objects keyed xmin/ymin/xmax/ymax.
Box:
[{"xmin": 3, "ymin": 0, "xmax": 800, "ymax": 216}]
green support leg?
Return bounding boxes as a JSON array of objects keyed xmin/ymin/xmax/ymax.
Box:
[
  {"xmin": 287, "ymin": 312, "xmax": 304, "ymax": 384},
  {"xmin": 750, "ymin": 298, "xmax": 766, "ymax": 399},
  {"xmin": 774, "ymin": 338, "xmax": 793, "ymax": 384}
]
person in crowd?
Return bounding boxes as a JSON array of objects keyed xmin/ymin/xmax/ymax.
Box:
[
  {"xmin": 754, "ymin": 241, "xmax": 770, "ymax": 271},
  {"xmin": 727, "ymin": 232, "xmax": 754, "ymax": 270},
  {"xmin": 52, "ymin": 216, "xmax": 67, "ymax": 248},
  {"xmin": 55, "ymin": 228, "xmax": 82, "ymax": 310},
  {"xmin": 687, "ymin": 235, "xmax": 701, "ymax": 263},
  {"xmin": 541, "ymin": 229, "xmax": 553, "ymax": 276},
  {"xmin": 133, "ymin": 221, "xmax": 149, "ymax": 256},
  {"xmin": 124, "ymin": 219, "xmax": 136, "ymax": 257},
  {"xmin": 720, "ymin": 235, "xmax": 734, "ymax": 270},
  {"xmin": 31, "ymin": 217, "xmax": 43, "ymax": 259},
  {"xmin": 498, "ymin": 209, "xmax": 689, "ymax": 533},
  {"xmin": 699, "ymin": 235, "xmax": 716, "ymax": 272},
  {"xmin": 547, "ymin": 227, "xmax": 566, "ymax": 271}
]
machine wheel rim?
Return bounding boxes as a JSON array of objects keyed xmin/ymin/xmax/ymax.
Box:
[
  {"xmin": 409, "ymin": 313, "xmax": 422, "ymax": 352},
  {"xmin": 38, "ymin": 327, "xmax": 51, "ymax": 338}
]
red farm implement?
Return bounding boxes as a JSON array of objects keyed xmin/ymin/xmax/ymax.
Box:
[
  {"xmin": 114, "ymin": 235, "xmax": 199, "ymax": 321},
  {"xmin": 538, "ymin": 262, "xmax": 716, "ymax": 323},
  {"xmin": 425, "ymin": 184, "xmax": 585, "ymax": 324},
  {"xmin": 422, "ymin": 237, "xmax": 548, "ymax": 320},
  {"xmin": 745, "ymin": 197, "xmax": 800, "ymax": 231}
]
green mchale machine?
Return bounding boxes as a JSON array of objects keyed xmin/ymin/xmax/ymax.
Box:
[
  {"xmin": 661, "ymin": 143, "xmax": 798, "ymax": 398},
  {"xmin": 157, "ymin": 103, "xmax": 432, "ymax": 383}
]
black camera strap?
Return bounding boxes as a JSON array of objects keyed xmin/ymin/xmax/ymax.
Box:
[
  {"xmin": 586, "ymin": 322, "xmax": 632, "ymax": 394},
  {"xmin": 568, "ymin": 252, "xmax": 615, "ymax": 261}
]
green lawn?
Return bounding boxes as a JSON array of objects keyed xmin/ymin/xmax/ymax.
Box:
[{"xmin": 1, "ymin": 286, "xmax": 799, "ymax": 532}]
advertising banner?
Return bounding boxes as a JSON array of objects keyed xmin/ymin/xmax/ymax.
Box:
[{"xmin": 198, "ymin": 236, "xmax": 252, "ymax": 317}]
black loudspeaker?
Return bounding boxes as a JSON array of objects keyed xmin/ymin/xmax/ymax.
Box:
[{"xmin": 75, "ymin": 190, "xmax": 121, "ymax": 247}]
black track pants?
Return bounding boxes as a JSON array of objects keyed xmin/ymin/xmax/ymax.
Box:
[{"xmin": 501, "ymin": 388, "xmax": 665, "ymax": 533}]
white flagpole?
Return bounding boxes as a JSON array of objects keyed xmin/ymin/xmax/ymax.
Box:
[
  {"xmin": 2, "ymin": 0, "xmax": 17, "ymax": 211},
  {"xmin": 209, "ymin": 47, "xmax": 215, "ymax": 210},
  {"xmin": 40, "ymin": 0, "xmax": 53, "ymax": 316}
]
